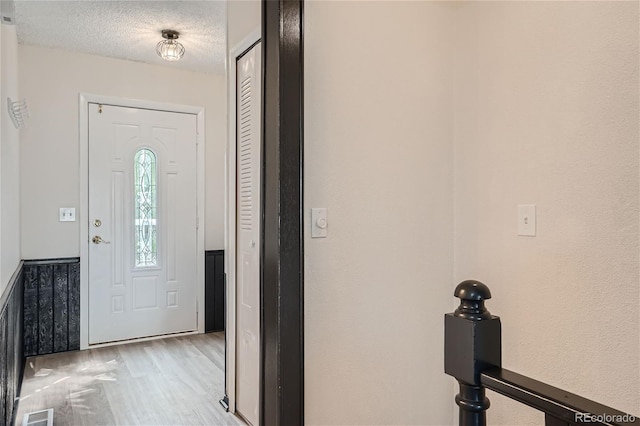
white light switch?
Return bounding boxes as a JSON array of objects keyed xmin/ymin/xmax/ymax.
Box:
[
  {"xmin": 311, "ymin": 208, "xmax": 328, "ymax": 238},
  {"xmin": 517, "ymin": 204, "xmax": 536, "ymax": 236},
  {"xmin": 59, "ymin": 208, "xmax": 76, "ymax": 222}
]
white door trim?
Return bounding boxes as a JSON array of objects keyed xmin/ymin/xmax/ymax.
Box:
[
  {"xmin": 226, "ymin": 29, "xmax": 261, "ymax": 415},
  {"xmin": 79, "ymin": 93, "xmax": 206, "ymax": 350}
]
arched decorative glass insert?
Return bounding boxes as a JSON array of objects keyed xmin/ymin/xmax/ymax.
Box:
[{"xmin": 134, "ymin": 149, "xmax": 158, "ymax": 267}]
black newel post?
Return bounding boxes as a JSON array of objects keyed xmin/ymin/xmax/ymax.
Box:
[{"xmin": 445, "ymin": 281, "xmax": 502, "ymax": 426}]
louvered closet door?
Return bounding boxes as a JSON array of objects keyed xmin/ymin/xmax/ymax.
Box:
[{"xmin": 236, "ymin": 42, "xmax": 261, "ymax": 426}]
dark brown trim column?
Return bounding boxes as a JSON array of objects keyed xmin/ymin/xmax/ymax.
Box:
[{"xmin": 261, "ymin": 0, "xmax": 304, "ymax": 425}]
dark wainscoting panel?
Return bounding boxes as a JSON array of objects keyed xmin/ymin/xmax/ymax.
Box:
[
  {"xmin": 23, "ymin": 258, "xmax": 80, "ymax": 357},
  {"xmin": 205, "ymin": 250, "xmax": 225, "ymax": 333},
  {"xmin": 0, "ymin": 261, "xmax": 24, "ymax": 426}
]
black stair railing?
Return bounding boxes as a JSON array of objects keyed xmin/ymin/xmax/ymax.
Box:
[{"xmin": 444, "ymin": 280, "xmax": 639, "ymax": 426}]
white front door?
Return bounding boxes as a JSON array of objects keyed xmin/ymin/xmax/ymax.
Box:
[
  {"xmin": 88, "ymin": 103, "xmax": 198, "ymax": 345},
  {"xmin": 236, "ymin": 43, "xmax": 262, "ymax": 426}
]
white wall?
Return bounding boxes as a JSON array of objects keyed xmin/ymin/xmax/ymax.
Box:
[
  {"xmin": 227, "ymin": 0, "xmax": 260, "ymax": 51},
  {"xmin": 19, "ymin": 45, "xmax": 226, "ymax": 259},
  {"xmin": 304, "ymin": 1, "xmax": 639, "ymax": 425},
  {"xmin": 0, "ymin": 20, "xmax": 2, "ymax": 293},
  {"xmin": 1, "ymin": 24, "xmax": 21, "ymax": 291},
  {"xmin": 453, "ymin": 2, "xmax": 639, "ymax": 424},
  {"xmin": 304, "ymin": 2, "xmax": 455, "ymax": 424}
]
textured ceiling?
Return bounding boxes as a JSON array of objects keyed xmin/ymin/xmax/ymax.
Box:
[{"xmin": 13, "ymin": 0, "xmax": 226, "ymax": 74}]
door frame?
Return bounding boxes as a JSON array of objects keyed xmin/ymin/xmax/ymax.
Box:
[
  {"xmin": 78, "ymin": 93, "xmax": 206, "ymax": 350},
  {"xmin": 225, "ymin": 29, "xmax": 261, "ymax": 415}
]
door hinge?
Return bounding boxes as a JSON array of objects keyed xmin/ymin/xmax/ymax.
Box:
[
  {"xmin": 196, "ymin": 216, "xmax": 200, "ymax": 229},
  {"xmin": 98, "ymin": 104, "xmax": 103, "ymax": 113}
]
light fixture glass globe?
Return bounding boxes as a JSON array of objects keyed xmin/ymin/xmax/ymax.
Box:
[{"xmin": 156, "ymin": 39, "xmax": 185, "ymax": 61}]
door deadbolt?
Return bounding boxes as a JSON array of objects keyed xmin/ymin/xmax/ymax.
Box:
[{"xmin": 93, "ymin": 219, "xmax": 102, "ymax": 227}]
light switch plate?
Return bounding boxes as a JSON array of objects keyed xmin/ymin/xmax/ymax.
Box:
[
  {"xmin": 517, "ymin": 204, "xmax": 536, "ymax": 236},
  {"xmin": 59, "ymin": 208, "xmax": 76, "ymax": 222},
  {"xmin": 311, "ymin": 208, "xmax": 328, "ymax": 238}
]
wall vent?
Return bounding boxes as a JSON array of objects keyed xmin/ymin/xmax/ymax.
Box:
[{"xmin": 22, "ymin": 408, "xmax": 54, "ymax": 426}]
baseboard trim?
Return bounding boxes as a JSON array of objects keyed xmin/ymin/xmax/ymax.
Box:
[{"xmin": 86, "ymin": 330, "xmax": 200, "ymax": 350}]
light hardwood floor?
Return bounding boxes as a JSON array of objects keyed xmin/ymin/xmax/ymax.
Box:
[{"xmin": 14, "ymin": 332, "xmax": 244, "ymax": 426}]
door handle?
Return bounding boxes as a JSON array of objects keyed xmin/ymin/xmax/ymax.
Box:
[{"xmin": 92, "ymin": 236, "xmax": 110, "ymax": 244}]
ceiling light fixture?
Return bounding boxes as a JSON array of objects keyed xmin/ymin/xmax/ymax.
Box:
[{"xmin": 156, "ymin": 30, "xmax": 185, "ymax": 62}]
